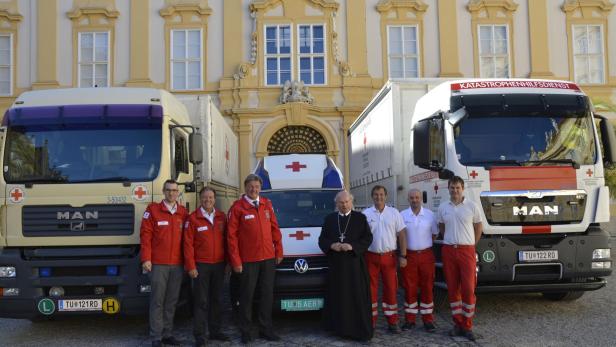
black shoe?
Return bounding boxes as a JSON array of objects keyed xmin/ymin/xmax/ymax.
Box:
[
  {"xmin": 193, "ymin": 338, "xmax": 206, "ymax": 347},
  {"xmin": 209, "ymin": 332, "xmax": 230, "ymax": 341},
  {"xmin": 449, "ymin": 326, "xmax": 464, "ymax": 337},
  {"xmin": 161, "ymin": 336, "xmax": 182, "ymax": 346},
  {"xmin": 401, "ymin": 322, "xmax": 416, "ymax": 330},
  {"xmin": 423, "ymin": 322, "xmax": 436, "ymax": 333},
  {"xmin": 241, "ymin": 332, "xmax": 253, "ymax": 344},
  {"xmin": 152, "ymin": 340, "xmax": 162, "ymax": 347},
  {"xmin": 387, "ymin": 323, "xmax": 401, "ymax": 334},
  {"xmin": 259, "ymin": 331, "xmax": 281, "ymax": 341},
  {"xmin": 464, "ymin": 330, "xmax": 476, "ymax": 341}
]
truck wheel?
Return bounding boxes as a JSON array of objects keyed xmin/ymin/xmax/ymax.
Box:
[{"xmin": 542, "ymin": 291, "xmax": 585, "ymax": 301}]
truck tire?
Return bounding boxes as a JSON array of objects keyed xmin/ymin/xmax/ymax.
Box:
[{"xmin": 541, "ymin": 291, "xmax": 585, "ymax": 301}]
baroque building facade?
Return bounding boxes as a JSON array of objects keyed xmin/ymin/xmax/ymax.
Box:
[{"xmin": 0, "ymin": 0, "xmax": 615, "ymax": 181}]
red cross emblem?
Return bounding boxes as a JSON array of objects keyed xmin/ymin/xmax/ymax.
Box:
[
  {"xmin": 9, "ymin": 187, "xmax": 24, "ymax": 203},
  {"xmin": 469, "ymin": 170, "xmax": 478, "ymax": 179},
  {"xmin": 133, "ymin": 185, "xmax": 148, "ymax": 201},
  {"xmin": 289, "ymin": 230, "xmax": 311, "ymax": 240},
  {"xmin": 285, "ymin": 162, "xmax": 307, "ymax": 172},
  {"xmin": 586, "ymin": 169, "xmax": 593, "ymax": 177}
]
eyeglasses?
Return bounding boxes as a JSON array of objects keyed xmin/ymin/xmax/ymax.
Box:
[{"xmin": 164, "ymin": 189, "xmax": 179, "ymax": 192}]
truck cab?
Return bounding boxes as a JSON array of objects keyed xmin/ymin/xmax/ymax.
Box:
[
  {"xmin": 0, "ymin": 88, "xmax": 206, "ymax": 319},
  {"xmin": 253, "ymin": 153, "xmax": 343, "ymax": 311},
  {"xmin": 411, "ymin": 79, "xmax": 613, "ymax": 300}
]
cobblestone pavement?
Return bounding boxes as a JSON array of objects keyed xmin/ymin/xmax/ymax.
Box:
[{"xmin": 0, "ymin": 220, "xmax": 615, "ymax": 347}]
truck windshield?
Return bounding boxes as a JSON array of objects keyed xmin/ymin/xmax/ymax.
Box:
[
  {"xmin": 454, "ymin": 111, "xmax": 596, "ymax": 166},
  {"xmin": 261, "ymin": 190, "xmax": 338, "ymax": 228},
  {"xmin": 4, "ymin": 125, "xmax": 162, "ymax": 183}
]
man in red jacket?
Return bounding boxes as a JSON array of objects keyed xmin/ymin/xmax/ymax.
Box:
[
  {"xmin": 227, "ymin": 174, "xmax": 283, "ymax": 344},
  {"xmin": 140, "ymin": 179, "xmax": 188, "ymax": 347},
  {"xmin": 184, "ymin": 187, "xmax": 230, "ymax": 347}
]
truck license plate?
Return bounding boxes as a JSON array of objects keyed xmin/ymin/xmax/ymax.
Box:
[
  {"xmin": 58, "ymin": 299, "xmax": 103, "ymax": 312},
  {"xmin": 280, "ymin": 298, "xmax": 323, "ymax": 311},
  {"xmin": 518, "ymin": 250, "xmax": 558, "ymax": 262}
]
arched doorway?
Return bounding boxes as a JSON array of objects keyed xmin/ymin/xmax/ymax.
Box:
[{"xmin": 267, "ymin": 126, "xmax": 327, "ymax": 155}]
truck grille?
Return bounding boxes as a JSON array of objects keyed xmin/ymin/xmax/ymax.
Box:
[
  {"xmin": 480, "ymin": 190, "xmax": 586, "ymax": 225},
  {"xmin": 22, "ymin": 204, "xmax": 134, "ymax": 237}
]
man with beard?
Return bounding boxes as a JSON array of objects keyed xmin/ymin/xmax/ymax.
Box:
[{"xmin": 319, "ymin": 191, "xmax": 373, "ymax": 341}]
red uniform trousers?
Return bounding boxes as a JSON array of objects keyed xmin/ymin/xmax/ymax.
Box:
[
  {"xmin": 442, "ymin": 245, "xmax": 476, "ymax": 331},
  {"xmin": 401, "ymin": 248, "xmax": 435, "ymax": 324},
  {"xmin": 365, "ymin": 251, "xmax": 399, "ymax": 325}
]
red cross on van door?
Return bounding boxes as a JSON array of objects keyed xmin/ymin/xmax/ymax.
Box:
[
  {"xmin": 289, "ymin": 230, "xmax": 311, "ymax": 240},
  {"xmin": 470, "ymin": 170, "xmax": 478, "ymax": 179},
  {"xmin": 285, "ymin": 162, "xmax": 307, "ymax": 172},
  {"xmin": 133, "ymin": 185, "xmax": 148, "ymax": 201}
]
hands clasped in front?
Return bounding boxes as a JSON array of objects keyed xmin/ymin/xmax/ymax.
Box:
[{"xmin": 330, "ymin": 242, "xmax": 353, "ymax": 252}]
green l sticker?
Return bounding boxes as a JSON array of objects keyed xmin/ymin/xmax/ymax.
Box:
[{"xmin": 37, "ymin": 298, "xmax": 55, "ymax": 315}]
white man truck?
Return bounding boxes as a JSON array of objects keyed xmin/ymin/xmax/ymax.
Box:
[
  {"xmin": 349, "ymin": 79, "xmax": 613, "ymax": 301},
  {"xmin": 0, "ymin": 88, "xmax": 239, "ymax": 319},
  {"xmin": 253, "ymin": 153, "xmax": 343, "ymax": 311}
]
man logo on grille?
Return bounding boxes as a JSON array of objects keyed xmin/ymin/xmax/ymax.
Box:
[
  {"xmin": 70, "ymin": 222, "xmax": 85, "ymax": 231},
  {"xmin": 294, "ymin": 258, "xmax": 309, "ymax": 274}
]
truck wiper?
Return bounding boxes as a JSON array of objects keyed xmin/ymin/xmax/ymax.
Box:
[
  {"xmin": 78, "ymin": 176, "xmax": 133, "ymax": 183},
  {"xmin": 12, "ymin": 177, "xmax": 68, "ymax": 184},
  {"xmin": 525, "ymin": 159, "xmax": 580, "ymax": 169},
  {"xmin": 464, "ymin": 160, "xmax": 522, "ymax": 167}
]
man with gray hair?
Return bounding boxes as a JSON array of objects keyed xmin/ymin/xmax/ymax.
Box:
[
  {"xmin": 319, "ymin": 191, "xmax": 373, "ymax": 341},
  {"xmin": 227, "ymin": 174, "xmax": 283, "ymax": 344},
  {"xmin": 399, "ymin": 189, "xmax": 438, "ymax": 332}
]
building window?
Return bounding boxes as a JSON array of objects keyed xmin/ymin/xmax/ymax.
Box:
[
  {"xmin": 78, "ymin": 32, "xmax": 109, "ymax": 88},
  {"xmin": 573, "ymin": 25, "xmax": 604, "ymax": 84},
  {"xmin": 0, "ymin": 34, "xmax": 12, "ymax": 95},
  {"xmin": 478, "ymin": 25, "xmax": 510, "ymax": 78},
  {"xmin": 265, "ymin": 25, "xmax": 291, "ymax": 86},
  {"xmin": 298, "ymin": 24, "xmax": 325, "ymax": 85},
  {"xmin": 387, "ymin": 25, "xmax": 419, "ymax": 78},
  {"xmin": 171, "ymin": 29, "xmax": 202, "ymax": 91}
]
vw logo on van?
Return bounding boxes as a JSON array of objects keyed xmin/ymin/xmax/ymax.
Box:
[{"xmin": 294, "ymin": 259, "xmax": 309, "ymax": 274}]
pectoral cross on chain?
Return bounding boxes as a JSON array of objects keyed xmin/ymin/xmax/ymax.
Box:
[{"xmin": 339, "ymin": 234, "xmax": 345, "ymax": 242}]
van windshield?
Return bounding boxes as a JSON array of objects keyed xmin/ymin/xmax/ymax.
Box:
[{"xmin": 261, "ymin": 190, "xmax": 339, "ymax": 228}]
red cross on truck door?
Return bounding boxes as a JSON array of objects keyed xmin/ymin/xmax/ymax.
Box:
[
  {"xmin": 133, "ymin": 185, "xmax": 148, "ymax": 201},
  {"xmin": 9, "ymin": 187, "xmax": 24, "ymax": 203}
]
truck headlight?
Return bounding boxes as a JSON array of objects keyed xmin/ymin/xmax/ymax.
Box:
[
  {"xmin": 592, "ymin": 249, "xmax": 611, "ymax": 260},
  {"xmin": 2, "ymin": 288, "xmax": 19, "ymax": 296},
  {"xmin": 139, "ymin": 285, "xmax": 151, "ymax": 293},
  {"xmin": 0, "ymin": 266, "xmax": 16, "ymax": 278},
  {"xmin": 591, "ymin": 261, "xmax": 611, "ymax": 269}
]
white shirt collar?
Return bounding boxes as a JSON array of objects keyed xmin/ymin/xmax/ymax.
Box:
[
  {"xmin": 200, "ymin": 206, "xmax": 215, "ymax": 217},
  {"xmin": 163, "ymin": 200, "xmax": 177, "ymax": 214},
  {"xmin": 338, "ymin": 210, "xmax": 351, "ymax": 217},
  {"xmin": 411, "ymin": 206, "xmax": 425, "ymax": 216},
  {"xmin": 244, "ymin": 195, "xmax": 260, "ymax": 205}
]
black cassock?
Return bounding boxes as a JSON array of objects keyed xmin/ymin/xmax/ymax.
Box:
[{"xmin": 319, "ymin": 211, "xmax": 373, "ymax": 341}]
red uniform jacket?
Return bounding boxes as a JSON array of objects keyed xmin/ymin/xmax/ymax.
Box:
[
  {"xmin": 227, "ymin": 195, "xmax": 283, "ymax": 268},
  {"xmin": 183, "ymin": 207, "xmax": 227, "ymax": 271},
  {"xmin": 140, "ymin": 201, "xmax": 188, "ymax": 265}
]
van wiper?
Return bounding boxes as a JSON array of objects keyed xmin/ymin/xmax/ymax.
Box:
[
  {"xmin": 525, "ymin": 159, "xmax": 580, "ymax": 169},
  {"xmin": 12, "ymin": 177, "xmax": 68, "ymax": 184},
  {"xmin": 464, "ymin": 160, "xmax": 522, "ymax": 167}
]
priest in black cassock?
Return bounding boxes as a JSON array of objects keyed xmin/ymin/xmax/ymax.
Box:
[{"xmin": 319, "ymin": 191, "xmax": 373, "ymax": 341}]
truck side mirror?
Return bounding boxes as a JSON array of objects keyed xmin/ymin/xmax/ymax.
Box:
[
  {"xmin": 189, "ymin": 132, "xmax": 203, "ymax": 165},
  {"xmin": 597, "ymin": 115, "xmax": 616, "ymax": 165},
  {"xmin": 413, "ymin": 120, "xmax": 431, "ymax": 169},
  {"xmin": 413, "ymin": 116, "xmax": 445, "ymax": 171}
]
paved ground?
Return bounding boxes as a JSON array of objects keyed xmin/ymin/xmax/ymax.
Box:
[{"xmin": 1, "ymin": 220, "xmax": 615, "ymax": 347}]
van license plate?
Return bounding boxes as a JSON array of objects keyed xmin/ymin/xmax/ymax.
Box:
[
  {"xmin": 518, "ymin": 250, "xmax": 558, "ymax": 262},
  {"xmin": 281, "ymin": 298, "xmax": 323, "ymax": 311},
  {"xmin": 58, "ymin": 299, "xmax": 103, "ymax": 312}
]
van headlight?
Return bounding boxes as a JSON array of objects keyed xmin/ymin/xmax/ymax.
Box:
[{"xmin": 592, "ymin": 249, "xmax": 611, "ymax": 260}]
